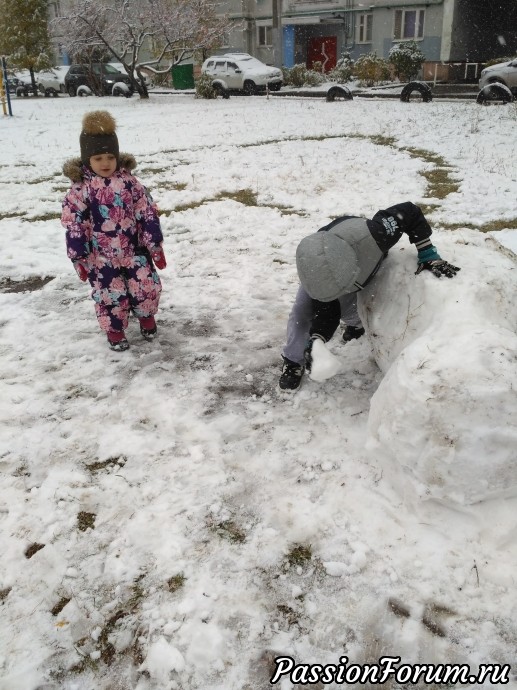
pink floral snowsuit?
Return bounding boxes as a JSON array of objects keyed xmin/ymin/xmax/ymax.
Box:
[{"xmin": 61, "ymin": 155, "xmax": 163, "ymax": 334}]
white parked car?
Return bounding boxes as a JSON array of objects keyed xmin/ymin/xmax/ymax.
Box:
[
  {"xmin": 14, "ymin": 67, "xmax": 67, "ymax": 97},
  {"xmin": 478, "ymin": 58, "xmax": 517, "ymax": 95},
  {"xmin": 201, "ymin": 53, "xmax": 283, "ymax": 95}
]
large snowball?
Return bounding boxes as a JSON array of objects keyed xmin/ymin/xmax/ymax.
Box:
[{"xmin": 361, "ymin": 231, "xmax": 517, "ymax": 506}]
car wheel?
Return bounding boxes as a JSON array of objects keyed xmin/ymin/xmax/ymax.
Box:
[
  {"xmin": 268, "ymin": 82, "xmax": 282, "ymax": 92},
  {"xmin": 326, "ymin": 85, "xmax": 353, "ymax": 102},
  {"xmin": 67, "ymin": 85, "xmax": 77, "ymax": 97},
  {"xmin": 243, "ymin": 80, "xmax": 256, "ymax": 96},
  {"xmin": 112, "ymin": 82, "xmax": 130, "ymax": 97},
  {"xmin": 476, "ymin": 82, "xmax": 513, "ymax": 104},
  {"xmin": 45, "ymin": 88, "xmax": 58, "ymax": 97},
  {"xmin": 15, "ymin": 86, "xmax": 25, "ymax": 97},
  {"xmin": 77, "ymin": 85, "xmax": 92, "ymax": 97},
  {"xmin": 400, "ymin": 81, "xmax": 433, "ymax": 103}
]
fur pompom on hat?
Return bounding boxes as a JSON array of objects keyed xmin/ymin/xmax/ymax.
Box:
[{"xmin": 80, "ymin": 110, "xmax": 119, "ymax": 164}]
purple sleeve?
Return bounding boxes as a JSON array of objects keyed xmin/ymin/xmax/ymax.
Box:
[
  {"xmin": 61, "ymin": 184, "xmax": 92, "ymax": 261},
  {"xmin": 132, "ymin": 178, "xmax": 164, "ymax": 250}
]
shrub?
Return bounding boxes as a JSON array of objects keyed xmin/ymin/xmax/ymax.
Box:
[
  {"xmin": 482, "ymin": 55, "xmax": 517, "ymax": 68},
  {"xmin": 282, "ymin": 64, "xmax": 326, "ymax": 87},
  {"xmin": 195, "ymin": 72, "xmax": 217, "ymax": 99},
  {"xmin": 328, "ymin": 51, "xmax": 354, "ymax": 83},
  {"xmin": 353, "ymin": 52, "xmax": 390, "ymax": 87},
  {"xmin": 389, "ymin": 41, "xmax": 426, "ymax": 81}
]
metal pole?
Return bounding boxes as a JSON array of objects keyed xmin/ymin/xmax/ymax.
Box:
[
  {"xmin": 1, "ymin": 57, "xmax": 13, "ymax": 117},
  {"xmin": 272, "ymin": 0, "xmax": 283, "ymax": 68}
]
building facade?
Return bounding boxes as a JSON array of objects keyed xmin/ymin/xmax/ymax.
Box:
[{"xmin": 220, "ymin": 0, "xmax": 517, "ymax": 77}]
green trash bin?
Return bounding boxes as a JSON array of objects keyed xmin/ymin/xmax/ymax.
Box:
[{"xmin": 172, "ymin": 63, "xmax": 195, "ymax": 90}]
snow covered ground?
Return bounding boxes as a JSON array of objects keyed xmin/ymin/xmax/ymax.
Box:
[{"xmin": 0, "ymin": 93, "xmax": 516, "ymax": 690}]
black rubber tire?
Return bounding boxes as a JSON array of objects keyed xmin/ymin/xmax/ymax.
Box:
[
  {"xmin": 326, "ymin": 85, "xmax": 353, "ymax": 102},
  {"xmin": 476, "ymin": 82, "xmax": 513, "ymax": 104},
  {"xmin": 400, "ymin": 81, "xmax": 433, "ymax": 103},
  {"xmin": 243, "ymin": 80, "xmax": 256, "ymax": 96},
  {"xmin": 67, "ymin": 85, "xmax": 77, "ymax": 97},
  {"xmin": 213, "ymin": 83, "xmax": 230, "ymax": 99},
  {"xmin": 268, "ymin": 82, "xmax": 282, "ymax": 92}
]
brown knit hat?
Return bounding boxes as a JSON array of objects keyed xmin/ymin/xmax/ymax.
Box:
[{"xmin": 80, "ymin": 110, "xmax": 119, "ymax": 164}]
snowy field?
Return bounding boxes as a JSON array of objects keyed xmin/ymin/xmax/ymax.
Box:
[{"xmin": 0, "ymin": 92, "xmax": 517, "ymax": 690}]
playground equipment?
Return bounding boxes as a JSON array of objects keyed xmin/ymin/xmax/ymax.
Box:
[{"xmin": 1, "ymin": 57, "xmax": 13, "ymax": 116}]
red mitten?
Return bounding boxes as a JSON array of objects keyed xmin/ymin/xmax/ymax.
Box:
[
  {"xmin": 73, "ymin": 260, "xmax": 88, "ymax": 282},
  {"xmin": 151, "ymin": 247, "xmax": 167, "ymax": 270}
]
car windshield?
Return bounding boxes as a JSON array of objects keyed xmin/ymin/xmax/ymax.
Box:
[
  {"xmin": 91, "ymin": 64, "xmax": 121, "ymax": 75},
  {"xmin": 237, "ymin": 57, "xmax": 270, "ymax": 69}
]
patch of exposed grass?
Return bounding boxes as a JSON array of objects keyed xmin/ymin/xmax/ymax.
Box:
[
  {"xmin": 0, "ymin": 587, "xmax": 12, "ymax": 603},
  {"xmin": 369, "ymin": 134, "xmax": 397, "ymax": 147},
  {"xmin": 153, "ymin": 181, "xmax": 188, "ymax": 191},
  {"xmin": 167, "ymin": 573, "xmax": 186, "ymax": 593},
  {"xmin": 0, "ymin": 211, "xmax": 24, "ymax": 221},
  {"xmin": 402, "ymin": 147, "xmax": 449, "ymax": 167},
  {"xmin": 51, "ymin": 597, "xmax": 71, "ymax": 616},
  {"xmin": 138, "ymin": 166, "xmax": 169, "ymax": 174},
  {"xmin": 27, "ymin": 175, "xmax": 59, "ymax": 185},
  {"xmin": 26, "ymin": 212, "xmax": 61, "ymax": 222},
  {"xmin": 440, "ymin": 218, "xmax": 517, "ymax": 232},
  {"xmin": 85, "ymin": 456, "xmax": 126, "ymax": 473},
  {"xmin": 421, "ymin": 168, "xmax": 460, "ymax": 199},
  {"xmin": 174, "ymin": 200, "xmax": 206, "ymax": 212},
  {"xmin": 215, "ymin": 188, "xmax": 258, "ymax": 206},
  {"xmin": 0, "ymin": 276, "xmax": 54, "ymax": 293},
  {"xmin": 210, "ymin": 519, "xmax": 246, "ymax": 543},
  {"xmin": 77, "ymin": 511, "xmax": 96, "ymax": 532},
  {"xmin": 388, "ymin": 597, "xmax": 411, "ymax": 618},
  {"xmin": 286, "ymin": 543, "xmax": 312, "ymax": 568},
  {"xmin": 416, "ymin": 203, "xmax": 440, "ymax": 216},
  {"xmin": 25, "ymin": 543, "xmax": 45, "ymax": 559}
]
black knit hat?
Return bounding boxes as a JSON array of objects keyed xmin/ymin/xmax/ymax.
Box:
[{"xmin": 80, "ymin": 110, "xmax": 119, "ymax": 164}]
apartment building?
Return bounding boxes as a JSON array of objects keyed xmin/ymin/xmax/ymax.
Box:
[{"xmin": 220, "ymin": 0, "xmax": 517, "ymax": 78}]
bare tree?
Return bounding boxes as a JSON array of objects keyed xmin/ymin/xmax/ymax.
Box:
[{"xmin": 52, "ymin": 0, "xmax": 233, "ymax": 99}]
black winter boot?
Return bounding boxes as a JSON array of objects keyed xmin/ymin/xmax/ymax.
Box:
[
  {"xmin": 279, "ymin": 357, "xmax": 304, "ymax": 391},
  {"xmin": 342, "ymin": 325, "xmax": 365, "ymax": 343}
]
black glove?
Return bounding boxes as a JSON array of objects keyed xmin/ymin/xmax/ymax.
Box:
[
  {"xmin": 304, "ymin": 334, "xmax": 326, "ymax": 373},
  {"xmin": 415, "ymin": 259, "xmax": 460, "ymax": 278}
]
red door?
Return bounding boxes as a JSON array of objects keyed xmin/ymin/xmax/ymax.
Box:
[{"xmin": 307, "ymin": 36, "xmax": 337, "ymax": 72}]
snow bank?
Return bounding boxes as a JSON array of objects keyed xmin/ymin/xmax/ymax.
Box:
[{"xmin": 362, "ymin": 231, "xmax": 517, "ymax": 506}]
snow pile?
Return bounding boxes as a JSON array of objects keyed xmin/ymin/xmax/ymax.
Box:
[{"xmin": 363, "ymin": 231, "xmax": 517, "ymax": 505}]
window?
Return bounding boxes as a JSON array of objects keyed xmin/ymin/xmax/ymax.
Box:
[
  {"xmin": 394, "ymin": 8, "xmax": 425, "ymax": 40},
  {"xmin": 258, "ymin": 25, "xmax": 273, "ymax": 47},
  {"xmin": 357, "ymin": 13, "xmax": 373, "ymax": 43}
]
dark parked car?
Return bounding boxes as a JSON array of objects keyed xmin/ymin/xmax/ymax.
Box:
[{"xmin": 64, "ymin": 63, "xmax": 133, "ymax": 97}]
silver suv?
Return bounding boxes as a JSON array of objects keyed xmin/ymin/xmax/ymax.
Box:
[
  {"xmin": 201, "ymin": 53, "xmax": 283, "ymax": 95},
  {"xmin": 479, "ymin": 58, "xmax": 517, "ymax": 95}
]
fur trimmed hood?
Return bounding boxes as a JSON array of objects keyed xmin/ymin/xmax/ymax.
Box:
[{"xmin": 62, "ymin": 153, "xmax": 137, "ymax": 183}]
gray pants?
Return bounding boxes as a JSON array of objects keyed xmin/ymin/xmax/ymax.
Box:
[{"xmin": 282, "ymin": 285, "xmax": 362, "ymax": 365}]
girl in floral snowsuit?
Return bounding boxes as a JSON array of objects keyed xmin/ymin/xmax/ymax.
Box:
[{"xmin": 61, "ymin": 110, "xmax": 167, "ymax": 351}]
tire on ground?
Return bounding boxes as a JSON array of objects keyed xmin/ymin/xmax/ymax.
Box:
[
  {"xmin": 400, "ymin": 81, "xmax": 433, "ymax": 103},
  {"xmin": 76, "ymin": 85, "xmax": 93, "ymax": 97},
  {"xmin": 213, "ymin": 82, "xmax": 230, "ymax": 99},
  {"xmin": 326, "ymin": 85, "xmax": 353, "ymax": 102},
  {"xmin": 476, "ymin": 83, "xmax": 513, "ymax": 104}
]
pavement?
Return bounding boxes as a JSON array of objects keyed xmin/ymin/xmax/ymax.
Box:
[{"xmin": 271, "ymin": 82, "xmax": 479, "ymax": 100}]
